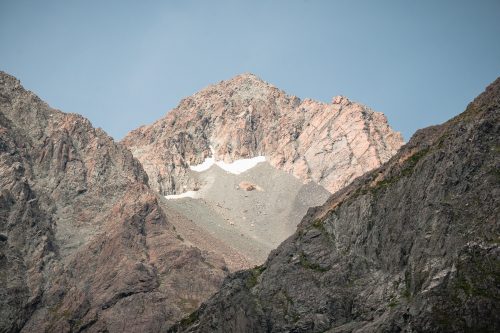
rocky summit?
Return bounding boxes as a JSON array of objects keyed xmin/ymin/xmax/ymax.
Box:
[
  {"xmin": 122, "ymin": 73, "xmax": 403, "ymax": 195},
  {"xmin": 0, "ymin": 71, "xmax": 401, "ymax": 333},
  {"xmin": 122, "ymin": 73, "xmax": 403, "ymax": 270},
  {"xmin": 169, "ymin": 79, "xmax": 500, "ymax": 332},
  {"xmin": 0, "ymin": 72, "xmax": 230, "ymax": 332}
]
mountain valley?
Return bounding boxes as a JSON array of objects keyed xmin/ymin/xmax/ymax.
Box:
[{"xmin": 0, "ymin": 71, "xmax": 498, "ymax": 333}]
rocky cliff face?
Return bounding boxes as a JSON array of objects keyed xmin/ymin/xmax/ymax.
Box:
[
  {"xmin": 122, "ymin": 73, "xmax": 403, "ymax": 195},
  {"xmin": 0, "ymin": 72, "xmax": 229, "ymax": 332},
  {"xmin": 170, "ymin": 79, "xmax": 500, "ymax": 332}
]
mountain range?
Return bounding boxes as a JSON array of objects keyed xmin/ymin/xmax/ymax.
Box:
[
  {"xmin": 0, "ymin": 71, "xmax": 498, "ymax": 332},
  {"xmin": 170, "ymin": 78, "xmax": 500, "ymax": 332}
]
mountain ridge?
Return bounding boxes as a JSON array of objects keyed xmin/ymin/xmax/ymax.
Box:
[
  {"xmin": 0, "ymin": 71, "xmax": 230, "ymax": 332},
  {"xmin": 3, "ymin": 70, "xmax": 495, "ymax": 333},
  {"xmin": 122, "ymin": 73, "xmax": 404, "ymax": 195},
  {"xmin": 169, "ymin": 78, "xmax": 500, "ymax": 332}
]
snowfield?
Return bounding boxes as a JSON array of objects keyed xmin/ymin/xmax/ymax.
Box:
[
  {"xmin": 167, "ymin": 154, "xmax": 267, "ymax": 200},
  {"xmin": 189, "ymin": 157, "xmax": 215, "ymax": 172},
  {"xmin": 190, "ymin": 155, "xmax": 266, "ymax": 175},
  {"xmin": 164, "ymin": 191, "xmax": 199, "ymax": 200}
]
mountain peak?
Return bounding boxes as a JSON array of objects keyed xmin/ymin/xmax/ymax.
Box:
[
  {"xmin": 0, "ymin": 70, "xmax": 21, "ymax": 88},
  {"xmin": 169, "ymin": 77, "xmax": 500, "ymax": 333},
  {"xmin": 0, "ymin": 71, "xmax": 230, "ymax": 332},
  {"xmin": 332, "ymin": 95, "xmax": 351, "ymax": 106},
  {"xmin": 219, "ymin": 72, "xmax": 272, "ymax": 91},
  {"xmin": 232, "ymin": 72, "xmax": 262, "ymax": 80},
  {"xmin": 123, "ymin": 75, "xmax": 403, "ymax": 195}
]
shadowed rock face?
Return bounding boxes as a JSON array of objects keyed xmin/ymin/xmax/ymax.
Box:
[
  {"xmin": 122, "ymin": 73, "xmax": 403, "ymax": 195},
  {"xmin": 169, "ymin": 79, "xmax": 500, "ymax": 333},
  {"xmin": 0, "ymin": 72, "xmax": 229, "ymax": 333}
]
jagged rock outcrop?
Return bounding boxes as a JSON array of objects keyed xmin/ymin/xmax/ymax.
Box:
[
  {"xmin": 122, "ymin": 73, "xmax": 403, "ymax": 195},
  {"xmin": 0, "ymin": 72, "xmax": 229, "ymax": 332},
  {"xmin": 169, "ymin": 79, "xmax": 500, "ymax": 332}
]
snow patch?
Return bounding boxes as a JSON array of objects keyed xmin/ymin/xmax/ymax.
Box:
[
  {"xmin": 164, "ymin": 191, "xmax": 199, "ymax": 200},
  {"xmin": 189, "ymin": 157, "xmax": 215, "ymax": 172},
  {"xmin": 190, "ymin": 155, "xmax": 266, "ymax": 175},
  {"xmin": 216, "ymin": 156, "xmax": 266, "ymax": 174}
]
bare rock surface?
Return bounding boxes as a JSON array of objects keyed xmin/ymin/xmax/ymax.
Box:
[
  {"xmin": 159, "ymin": 196, "xmax": 255, "ymax": 272},
  {"xmin": 122, "ymin": 73, "xmax": 403, "ymax": 195},
  {"xmin": 164, "ymin": 162, "xmax": 330, "ymax": 266},
  {"xmin": 0, "ymin": 72, "xmax": 229, "ymax": 332},
  {"xmin": 170, "ymin": 79, "xmax": 500, "ymax": 332}
]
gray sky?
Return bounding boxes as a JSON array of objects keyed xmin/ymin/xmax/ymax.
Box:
[{"xmin": 1, "ymin": 0, "xmax": 499, "ymax": 140}]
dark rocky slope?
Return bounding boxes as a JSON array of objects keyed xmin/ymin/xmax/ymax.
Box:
[
  {"xmin": 0, "ymin": 72, "xmax": 228, "ymax": 332},
  {"xmin": 170, "ymin": 80, "xmax": 500, "ymax": 332}
]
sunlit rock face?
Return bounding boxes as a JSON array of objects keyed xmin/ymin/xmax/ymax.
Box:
[{"xmin": 122, "ymin": 73, "xmax": 403, "ymax": 195}]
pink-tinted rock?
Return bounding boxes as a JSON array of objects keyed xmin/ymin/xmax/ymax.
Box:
[
  {"xmin": 123, "ymin": 73, "xmax": 404, "ymax": 195},
  {"xmin": 0, "ymin": 71, "xmax": 228, "ymax": 333}
]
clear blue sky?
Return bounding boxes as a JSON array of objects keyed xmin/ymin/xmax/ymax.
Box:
[{"xmin": 1, "ymin": 0, "xmax": 499, "ymax": 140}]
